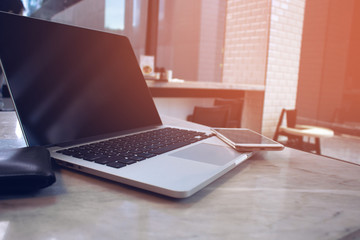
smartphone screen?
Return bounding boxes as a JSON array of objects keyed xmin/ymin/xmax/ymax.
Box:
[
  {"xmin": 214, "ymin": 129, "xmax": 275, "ymax": 144},
  {"xmin": 211, "ymin": 128, "xmax": 284, "ymax": 151}
]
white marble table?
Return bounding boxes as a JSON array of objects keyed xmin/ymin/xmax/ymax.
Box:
[{"xmin": 1, "ymin": 112, "xmax": 360, "ymax": 240}]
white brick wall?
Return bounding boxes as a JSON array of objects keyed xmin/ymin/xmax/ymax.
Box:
[
  {"xmin": 223, "ymin": 0, "xmax": 305, "ymax": 137},
  {"xmin": 198, "ymin": 0, "xmax": 226, "ymax": 82},
  {"xmin": 262, "ymin": 0, "xmax": 305, "ymax": 137},
  {"xmin": 223, "ymin": 0, "xmax": 270, "ymax": 86}
]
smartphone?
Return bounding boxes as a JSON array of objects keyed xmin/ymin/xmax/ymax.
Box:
[{"xmin": 211, "ymin": 128, "xmax": 284, "ymax": 152}]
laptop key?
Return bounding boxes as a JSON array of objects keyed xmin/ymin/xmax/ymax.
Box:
[
  {"xmin": 130, "ymin": 156, "xmax": 146, "ymax": 161},
  {"xmin": 117, "ymin": 158, "xmax": 137, "ymax": 165},
  {"xmin": 104, "ymin": 156, "xmax": 137, "ymax": 165},
  {"xmin": 136, "ymin": 153, "xmax": 157, "ymax": 158},
  {"xmin": 83, "ymin": 155, "xmax": 104, "ymax": 161},
  {"xmin": 94, "ymin": 158, "xmax": 111, "ymax": 165},
  {"xmin": 107, "ymin": 162, "xmax": 126, "ymax": 169}
]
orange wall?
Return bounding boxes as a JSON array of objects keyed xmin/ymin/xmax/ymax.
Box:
[{"xmin": 297, "ymin": 0, "xmax": 354, "ymax": 124}]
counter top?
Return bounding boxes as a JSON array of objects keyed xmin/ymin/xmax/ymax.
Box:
[
  {"xmin": 1, "ymin": 112, "xmax": 360, "ymax": 240},
  {"xmin": 146, "ymin": 80, "xmax": 264, "ymax": 98},
  {"xmin": 146, "ymin": 80, "xmax": 265, "ymax": 91}
]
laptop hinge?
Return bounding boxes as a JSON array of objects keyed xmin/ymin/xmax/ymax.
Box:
[{"xmin": 54, "ymin": 124, "xmax": 164, "ymax": 148}]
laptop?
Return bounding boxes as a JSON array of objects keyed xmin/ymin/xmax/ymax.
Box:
[{"xmin": 0, "ymin": 12, "xmax": 252, "ymax": 198}]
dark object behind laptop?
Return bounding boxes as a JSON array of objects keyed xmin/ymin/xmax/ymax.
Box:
[
  {"xmin": 0, "ymin": 147, "xmax": 56, "ymax": 193},
  {"xmin": 0, "ymin": 0, "xmax": 25, "ymax": 14},
  {"xmin": 0, "ymin": 0, "xmax": 25, "ymax": 98}
]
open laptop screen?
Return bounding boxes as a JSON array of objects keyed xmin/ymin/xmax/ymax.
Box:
[{"xmin": 0, "ymin": 12, "xmax": 162, "ymax": 146}]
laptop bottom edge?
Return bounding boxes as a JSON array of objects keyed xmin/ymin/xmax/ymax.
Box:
[{"xmin": 54, "ymin": 157, "xmax": 240, "ymax": 198}]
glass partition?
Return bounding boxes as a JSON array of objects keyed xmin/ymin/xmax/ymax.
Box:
[
  {"xmin": 23, "ymin": 0, "xmax": 148, "ymax": 61},
  {"xmin": 21, "ymin": 0, "xmax": 226, "ymax": 82}
]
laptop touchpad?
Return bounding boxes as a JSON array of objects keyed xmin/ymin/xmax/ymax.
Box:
[{"xmin": 170, "ymin": 143, "xmax": 239, "ymax": 166}]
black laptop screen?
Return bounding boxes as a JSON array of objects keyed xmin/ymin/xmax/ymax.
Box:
[{"xmin": 0, "ymin": 12, "xmax": 162, "ymax": 146}]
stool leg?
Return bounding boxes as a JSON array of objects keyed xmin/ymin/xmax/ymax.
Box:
[{"xmin": 315, "ymin": 137, "xmax": 321, "ymax": 155}]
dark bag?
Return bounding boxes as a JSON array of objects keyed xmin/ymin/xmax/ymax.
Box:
[{"xmin": 0, "ymin": 146, "xmax": 56, "ymax": 192}]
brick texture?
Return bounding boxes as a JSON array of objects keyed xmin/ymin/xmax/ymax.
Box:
[
  {"xmin": 223, "ymin": 0, "xmax": 305, "ymax": 137},
  {"xmin": 262, "ymin": 0, "xmax": 305, "ymax": 137}
]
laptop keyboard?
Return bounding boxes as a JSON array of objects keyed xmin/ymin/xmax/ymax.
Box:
[{"xmin": 56, "ymin": 127, "xmax": 212, "ymax": 169}]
